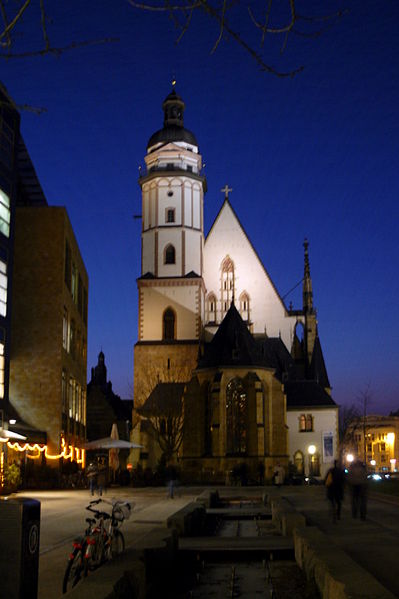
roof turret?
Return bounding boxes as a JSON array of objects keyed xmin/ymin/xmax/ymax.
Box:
[{"xmin": 147, "ymin": 86, "xmax": 198, "ymax": 150}]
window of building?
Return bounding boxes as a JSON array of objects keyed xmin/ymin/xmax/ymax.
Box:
[
  {"xmin": 64, "ymin": 240, "xmax": 71, "ymax": 290},
  {"xmin": 68, "ymin": 378, "xmax": 74, "ymax": 418},
  {"xmin": 226, "ymin": 378, "xmax": 247, "ymax": 455},
  {"xmin": 69, "ymin": 319, "xmax": 75, "ymax": 357},
  {"xmin": 221, "ymin": 256, "xmax": 234, "ymax": 315},
  {"xmin": 62, "ymin": 370, "xmax": 67, "ymax": 413},
  {"xmin": 164, "ymin": 244, "xmax": 176, "ymax": 264},
  {"xmin": 71, "ymin": 263, "xmax": 78, "ymax": 303},
  {"xmin": 0, "ymin": 330, "xmax": 5, "ymax": 399},
  {"xmin": 0, "ymin": 258, "xmax": 7, "ymax": 317},
  {"xmin": 367, "ymin": 443, "xmax": 372, "ymax": 452},
  {"xmin": 0, "ymin": 188, "xmax": 10, "ymax": 238},
  {"xmin": 299, "ymin": 414, "xmax": 313, "ymax": 432},
  {"xmin": 207, "ymin": 293, "xmax": 217, "ymax": 323},
  {"xmin": 63, "ymin": 307, "xmax": 68, "ymax": 350},
  {"xmin": 166, "ymin": 208, "xmax": 175, "ymax": 223},
  {"xmin": 381, "ymin": 443, "xmax": 386, "ymax": 452},
  {"xmin": 163, "ymin": 307, "xmax": 175, "ymax": 340},
  {"xmin": 78, "ymin": 275, "xmax": 83, "ymax": 315},
  {"xmin": 239, "ymin": 292, "xmax": 250, "ymax": 321}
]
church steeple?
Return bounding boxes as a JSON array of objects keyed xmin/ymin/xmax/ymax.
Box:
[
  {"xmin": 162, "ymin": 87, "xmax": 185, "ymax": 128},
  {"xmin": 302, "ymin": 238, "xmax": 314, "ymax": 314}
]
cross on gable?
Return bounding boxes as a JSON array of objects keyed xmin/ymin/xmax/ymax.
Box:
[{"xmin": 221, "ymin": 184, "xmax": 233, "ymax": 200}]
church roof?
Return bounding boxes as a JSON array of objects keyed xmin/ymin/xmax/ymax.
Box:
[
  {"xmin": 147, "ymin": 125, "xmax": 198, "ymax": 150},
  {"xmin": 198, "ymin": 303, "xmax": 265, "ymax": 369},
  {"xmin": 285, "ymin": 380, "xmax": 336, "ymax": 408},
  {"xmin": 256, "ymin": 337, "xmax": 297, "ymax": 381},
  {"xmin": 137, "ymin": 382, "xmax": 186, "ymax": 416},
  {"xmin": 309, "ymin": 335, "xmax": 331, "ymax": 389},
  {"xmin": 205, "ymin": 199, "xmax": 289, "ymax": 314}
]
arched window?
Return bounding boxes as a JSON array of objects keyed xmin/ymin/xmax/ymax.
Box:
[
  {"xmin": 294, "ymin": 450, "xmax": 304, "ymax": 475},
  {"xmin": 299, "ymin": 414, "xmax": 306, "ymax": 431},
  {"xmin": 239, "ymin": 291, "xmax": 250, "ymax": 321},
  {"xmin": 207, "ymin": 293, "xmax": 217, "ymax": 323},
  {"xmin": 163, "ymin": 308, "xmax": 175, "ymax": 340},
  {"xmin": 226, "ymin": 378, "xmax": 247, "ymax": 455},
  {"xmin": 164, "ymin": 244, "xmax": 176, "ymax": 264},
  {"xmin": 221, "ymin": 256, "xmax": 234, "ymax": 316}
]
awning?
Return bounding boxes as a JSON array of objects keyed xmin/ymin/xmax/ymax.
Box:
[
  {"xmin": 0, "ymin": 428, "xmax": 27, "ymax": 442},
  {"xmin": 83, "ymin": 437, "xmax": 143, "ymax": 450}
]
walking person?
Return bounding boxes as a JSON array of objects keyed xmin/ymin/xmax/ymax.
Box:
[
  {"xmin": 325, "ymin": 460, "xmax": 345, "ymax": 522},
  {"xmin": 86, "ymin": 462, "xmax": 98, "ymax": 496},
  {"xmin": 347, "ymin": 459, "xmax": 368, "ymax": 520},
  {"xmin": 273, "ymin": 462, "xmax": 285, "ymax": 487}
]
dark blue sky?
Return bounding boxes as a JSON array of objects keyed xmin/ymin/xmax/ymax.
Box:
[{"xmin": 3, "ymin": 1, "xmax": 398, "ymax": 413}]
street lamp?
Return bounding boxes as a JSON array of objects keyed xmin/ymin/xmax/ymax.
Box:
[{"xmin": 346, "ymin": 453, "xmax": 354, "ymax": 463}]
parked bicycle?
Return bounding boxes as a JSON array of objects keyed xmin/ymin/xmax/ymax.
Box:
[{"xmin": 62, "ymin": 498, "xmax": 132, "ymax": 594}]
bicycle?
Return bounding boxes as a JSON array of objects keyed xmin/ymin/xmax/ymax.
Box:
[{"xmin": 62, "ymin": 498, "xmax": 132, "ymax": 594}]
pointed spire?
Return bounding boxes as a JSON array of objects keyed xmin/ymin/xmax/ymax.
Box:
[{"xmin": 302, "ymin": 238, "xmax": 313, "ymax": 313}]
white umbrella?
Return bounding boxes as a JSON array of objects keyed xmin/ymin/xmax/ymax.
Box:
[
  {"xmin": 83, "ymin": 437, "xmax": 143, "ymax": 450},
  {"xmin": 109, "ymin": 423, "xmax": 120, "ymax": 473},
  {"xmin": 0, "ymin": 428, "xmax": 27, "ymax": 442}
]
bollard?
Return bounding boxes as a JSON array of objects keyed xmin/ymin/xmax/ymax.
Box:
[{"xmin": 0, "ymin": 497, "xmax": 41, "ymax": 599}]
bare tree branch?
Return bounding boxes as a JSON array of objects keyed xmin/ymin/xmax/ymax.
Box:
[
  {"xmin": 0, "ymin": 0, "xmax": 31, "ymax": 43},
  {"xmin": 0, "ymin": 36, "xmax": 119, "ymax": 60}
]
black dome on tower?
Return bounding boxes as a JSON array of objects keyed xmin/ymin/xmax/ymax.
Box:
[{"xmin": 147, "ymin": 88, "xmax": 198, "ymax": 150}]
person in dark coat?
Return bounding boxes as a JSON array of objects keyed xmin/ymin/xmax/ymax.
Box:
[
  {"xmin": 325, "ymin": 460, "xmax": 345, "ymax": 522},
  {"xmin": 86, "ymin": 462, "xmax": 98, "ymax": 496},
  {"xmin": 347, "ymin": 459, "xmax": 368, "ymax": 520}
]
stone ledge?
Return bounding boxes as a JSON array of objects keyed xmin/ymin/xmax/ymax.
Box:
[
  {"xmin": 294, "ymin": 526, "xmax": 397, "ymax": 599},
  {"xmin": 166, "ymin": 501, "xmax": 206, "ymax": 537},
  {"xmin": 195, "ymin": 488, "xmax": 219, "ymax": 509}
]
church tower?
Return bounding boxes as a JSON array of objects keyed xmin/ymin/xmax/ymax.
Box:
[
  {"xmin": 133, "ymin": 87, "xmax": 207, "ymax": 411},
  {"xmin": 302, "ymin": 238, "xmax": 317, "ymax": 365}
]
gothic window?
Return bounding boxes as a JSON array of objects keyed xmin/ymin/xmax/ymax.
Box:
[
  {"xmin": 166, "ymin": 208, "xmax": 175, "ymax": 223},
  {"xmin": 164, "ymin": 244, "xmax": 176, "ymax": 264},
  {"xmin": 299, "ymin": 413, "xmax": 313, "ymax": 432},
  {"xmin": 207, "ymin": 293, "xmax": 217, "ymax": 323},
  {"xmin": 163, "ymin": 308, "xmax": 175, "ymax": 340},
  {"xmin": 221, "ymin": 256, "xmax": 234, "ymax": 316},
  {"xmin": 226, "ymin": 378, "xmax": 247, "ymax": 455},
  {"xmin": 239, "ymin": 292, "xmax": 250, "ymax": 321}
]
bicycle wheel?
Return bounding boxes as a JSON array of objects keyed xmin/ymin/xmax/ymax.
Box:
[
  {"xmin": 111, "ymin": 529, "xmax": 125, "ymax": 557},
  {"xmin": 62, "ymin": 548, "xmax": 84, "ymax": 594}
]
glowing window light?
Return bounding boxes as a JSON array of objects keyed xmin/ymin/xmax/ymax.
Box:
[{"xmin": 387, "ymin": 433, "xmax": 395, "ymax": 444}]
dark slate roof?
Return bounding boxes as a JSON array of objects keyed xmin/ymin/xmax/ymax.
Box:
[
  {"xmin": 255, "ymin": 337, "xmax": 298, "ymax": 381},
  {"xmin": 309, "ymin": 335, "xmax": 331, "ymax": 389},
  {"xmin": 147, "ymin": 125, "xmax": 198, "ymax": 150},
  {"xmin": 285, "ymin": 381, "xmax": 337, "ymax": 408},
  {"xmin": 137, "ymin": 382, "xmax": 186, "ymax": 417},
  {"xmin": 198, "ymin": 303, "xmax": 264, "ymax": 369}
]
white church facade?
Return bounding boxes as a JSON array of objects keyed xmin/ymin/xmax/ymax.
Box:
[{"xmin": 132, "ymin": 88, "xmax": 338, "ymax": 482}]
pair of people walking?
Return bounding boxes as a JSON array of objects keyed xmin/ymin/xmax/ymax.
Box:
[{"xmin": 325, "ymin": 459, "xmax": 368, "ymax": 522}]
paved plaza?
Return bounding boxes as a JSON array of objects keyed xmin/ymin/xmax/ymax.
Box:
[{"xmin": 16, "ymin": 484, "xmax": 399, "ymax": 598}]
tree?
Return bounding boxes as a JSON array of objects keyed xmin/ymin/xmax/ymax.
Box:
[
  {"xmin": 128, "ymin": 0, "xmax": 347, "ymax": 77},
  {"xmin": 1, "ymin": 1, "xmax": 346, "ymax": 77},
  {"xmin": 339, "ymin": 403, "xmax": 361, "ymax": 453},
  {"xmin": 0, "ymin": 1, "xmax": 116, "ymax": 60},
  {"xmin": 133, "ymin": 363, "xmax": 192, "ymax": 464}
]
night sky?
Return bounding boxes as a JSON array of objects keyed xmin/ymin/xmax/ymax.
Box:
[{"xmin": 2, "ymin": 1, "xmax": 398, "ymax": 413}]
